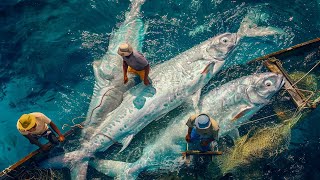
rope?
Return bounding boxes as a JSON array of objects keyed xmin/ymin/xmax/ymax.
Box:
[
  {"xmin": 97, "ymin": 133, "xmax": 120, "ymax": 144},
  {"xmin": 88, "ymin": 85, "xmax": 120, "ymax": 125},
  {"xmin": 61, "ymin": 85, "xmax": 120, "ymax": 130},
  {"xmin": 62, "ymin": 116, "xmax": 86, "ymax": 130},
  {"xmin": 290, "ymin": 61, "xmax": 320, "ymax": 87},
  {"xmin": 60, "ymin": 84, "xmax": 124, "ymax": 145},
  {"xmin": 283, "ymin": 87, "xmax": 314, "ymax": 108},
  {"xmin": 237, "ymin": 108, "xmax": 297, "ymax": 127},
  {"xmin": 278, "ymin": 60, "xmax": 320, "ymax": 110}
]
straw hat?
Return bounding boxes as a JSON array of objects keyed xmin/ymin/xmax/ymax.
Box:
[
  {"xmin": 17, "ymin": 114, "xmax": 36, "ymax": 131},
  {"xmin": 118, "ymin": 43, "xmax": 133, "ymax": 56}
]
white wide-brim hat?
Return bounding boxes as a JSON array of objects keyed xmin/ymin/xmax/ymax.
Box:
[
  {"xmin": 195, "ymin": 114, "xmax": 211, "ymax": 129},
  {"xmin": 118, "ymin": 43, "xmax": 133, "ymax": 56}
]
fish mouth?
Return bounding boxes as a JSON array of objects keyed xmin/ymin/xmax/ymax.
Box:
[
  {"xmin": 227, "ymin": 33, "xmax": 238, "ymax": 54},
  {"xmin": 234, "ymin": 33, "xmax": 239, "ymax": 44}
]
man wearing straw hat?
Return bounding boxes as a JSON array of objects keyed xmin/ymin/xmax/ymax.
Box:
[
  {"xmin": 17, "ymin": 112, "xmax": 65, "ymax": 151},
  {"xmin": 185, "ymin": 114, "xmax": 219, "ymax": 152},
  {"xmin": 118, "ymin": 43, "xmax": 151, "ymax": 85}
]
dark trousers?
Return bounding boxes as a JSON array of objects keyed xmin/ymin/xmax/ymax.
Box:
[{"xmin": 30, "ymin": 129, "xmax": 59, "ymax": 145}]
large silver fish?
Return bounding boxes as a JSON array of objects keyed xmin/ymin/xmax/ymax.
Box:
[
  {"xmin": 89, "ymin": 72, "xmax": 285, "ymax": 179},
  {"xmin": 200, "ymin": 72, "xmax": 285, "ymax": 141},
  {"xmin": 41, "ymin": 16, "xmax": 281, "ymax": 179},
  {"xmin": 83, "ymin": 0, "xmax": 147, "ymax": 132},
  {"xmin": 62, "ymin": 0, "xmax": 146, "ymax": 179}
]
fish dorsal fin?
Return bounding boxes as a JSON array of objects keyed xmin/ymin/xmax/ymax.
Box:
[
  {"xmin": 93, "ymin": 60, "xmax": 114, "ymax": 87},
  {"xmin": 119, "ymin": 134, "xmax": 134, "ymax": 153},
  {"xmin": 228, "ymin": 129, "xmax": 240, "ymax": 143},
  {"xmin": 231, "ymin": 105, "xmax": 253, "ymax": 121},
  {"xmin": 93, "ymin": 60, "xmax": 104, "ymax": 82}
]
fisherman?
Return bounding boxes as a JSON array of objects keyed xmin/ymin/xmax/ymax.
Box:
[
  {"xmin": 185, "ymin": 114, "xmax": 219, "ymax": 152},
  {"xmin": 118, "ymin": 43, "xmax": 151, "ymax": 85},
  {"xmin": 17, "ymin": 112, "xmax": 65, "ymax": 151}
]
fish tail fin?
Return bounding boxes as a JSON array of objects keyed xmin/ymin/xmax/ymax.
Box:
[
  {"xmin": 90, "ymin": 159, "xmax": 142, "ymax": 179},
  {"xmin": 40, "ymin": 150, "xmax": 91, "ymax": 180},
  {"xmin": 70, "ymin": 161, "xmax": 89, "ymax": 180},
  {"xmin": 237, "ymin": 12, "xmax": 284, "ymax": 38},
  {"xmin": 127, "ymin": 0, "xmax": 146, "ymax": 22},
  {"xmin": 123, "ymin": 0, "xmax": 147, "ymax": 51},
  {"xmin": 39, "ymin": 150, "xmax": 85, "ymax": 168}
]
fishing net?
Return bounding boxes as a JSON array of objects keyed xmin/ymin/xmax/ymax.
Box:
[
  {"xmin": 218, "ymin": 113, "xmax": 302, "ymax": 175},
  {"xmin": 289, "ymin": 71, "xmax": 320, "ymax": 102},
  {"xmin": 290, "ymin": 72, "xmax": 318, "ymax": 91},
  {"xmin": 17, "ymin": 168, "xmax": 65, "ymax": 180}
]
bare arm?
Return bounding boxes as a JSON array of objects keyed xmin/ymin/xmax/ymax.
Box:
[
  {"xmin": 143, "ymin": 64, "xmax": 150, "ymax": 85},
  {"xmin": 49, "ymin": 122, "xmax": 63, "ymax": 137},
  {"xmin": 49, "ymin": 121, "xmax": 65, "ymax": 142},
  {"xmin": 144, "ymin": 64, "xmax": 150, "ymax": 79},
  {"xmin": 123, "ymin": 61, "xmax": 129, "ymax": 84},
  {"xmin": 123, "ymin": 61, "xmax": 128, "ymax": 78},
  {"xmin": 187, "ymin": 127, "xmax": 192, "ymax": 135}
]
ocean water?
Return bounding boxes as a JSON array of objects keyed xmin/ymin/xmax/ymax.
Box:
[{"xmin": 1, "ymin": 0, "xmax": 320, "ymax": 179}]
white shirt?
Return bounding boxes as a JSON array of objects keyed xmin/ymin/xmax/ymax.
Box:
[{"xmin": 18, "ymin": 112, "xmax": 51, "ymax": 135}]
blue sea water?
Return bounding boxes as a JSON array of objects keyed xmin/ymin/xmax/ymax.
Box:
[{"xmin": 1, "ymin": 0, "xmax": 320, "ymax": 178}]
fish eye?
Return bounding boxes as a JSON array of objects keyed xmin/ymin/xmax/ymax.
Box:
[
  {"xmin": 221, "ymin": 37, "xmax": 229, "ymax": 43},
  {"xmin": 264, "ymin": 80, "xmax": 273, "ymax": 87}
]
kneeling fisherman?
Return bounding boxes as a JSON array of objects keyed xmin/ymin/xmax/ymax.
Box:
[
  {"xmin": 17, "ymin": 112, "xmax": 65, "ymax": 151},
  {"xmin": 118, "ymin": 43, "xmax": 151, "ymax": 86},
  {"xmin": 185, "ymin": 114, "xmax": 219, "ymax": 152}
]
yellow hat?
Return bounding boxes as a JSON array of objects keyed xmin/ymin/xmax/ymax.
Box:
[
  {"xmin": 117, "ymin": 43, "xmax": 133, "ymax": 57},
  {"xmin": 17, "ymin": 114, "xmax": 36, "ymax": 131}
]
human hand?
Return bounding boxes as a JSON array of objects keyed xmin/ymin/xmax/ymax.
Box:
[
  {"xmin": 124, "ymin": 76, "xmax": 128, "ymax": 84},
  {"xmin": 185, "ymin": 134, "xmax": 191, "ymax": 143},
  {"xmin": 41, "ymin": 145, "xmax": 50, "ymax": 151},
  {"xmin": 144, "ymin": 78, "xmax": 150, "ymax": 85},
  {"xmin": 58, "ymin": 135, "xmax": 65, "ymax": 142},
  {"xmin": 200, "ymin": 141, "xmax": 209, "ymax": 147}
]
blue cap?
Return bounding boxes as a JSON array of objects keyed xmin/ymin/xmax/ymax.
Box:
[{"xmin": 195, "ymin": 114, "xmax": 211, "ymax": 129}]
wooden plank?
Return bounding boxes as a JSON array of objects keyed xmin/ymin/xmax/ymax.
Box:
[
  {"xmin": 182, "ymin": 150, "xmax": 223, "ymax": 156},
  {"xmin": 0, "ymin": 127, "xmax": 78, "ymax": 178},
  {"xmin": 250, "ymin": 38, "xmax": 320, "ymax": 62},
  {"xmin": 264, "ymin": 58, "xmax": 307, "ymax": 108}
]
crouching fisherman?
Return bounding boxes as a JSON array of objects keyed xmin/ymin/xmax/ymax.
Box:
[
  {"xmin": 118, "ymin": 43, "xmax": 151, "ymax": 86},
  {"xmin": 185, "ymin": 114, "xmax": 219, "ymax": 152},
  {"xmin": 17, "ymin": 112, "xmax": 65, "ymax": 151}
]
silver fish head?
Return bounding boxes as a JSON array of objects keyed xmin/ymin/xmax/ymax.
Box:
[
  {"xmin": 206, "ymin": 33, "xmax": 238, "ymax": 61},
  {"xmin": 247, "ymin": 72, "xmax": 285, "ymax": 104},
  {"xmin": 195, "ymin": 33, "xmax": 238, "ymax": 77}
]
